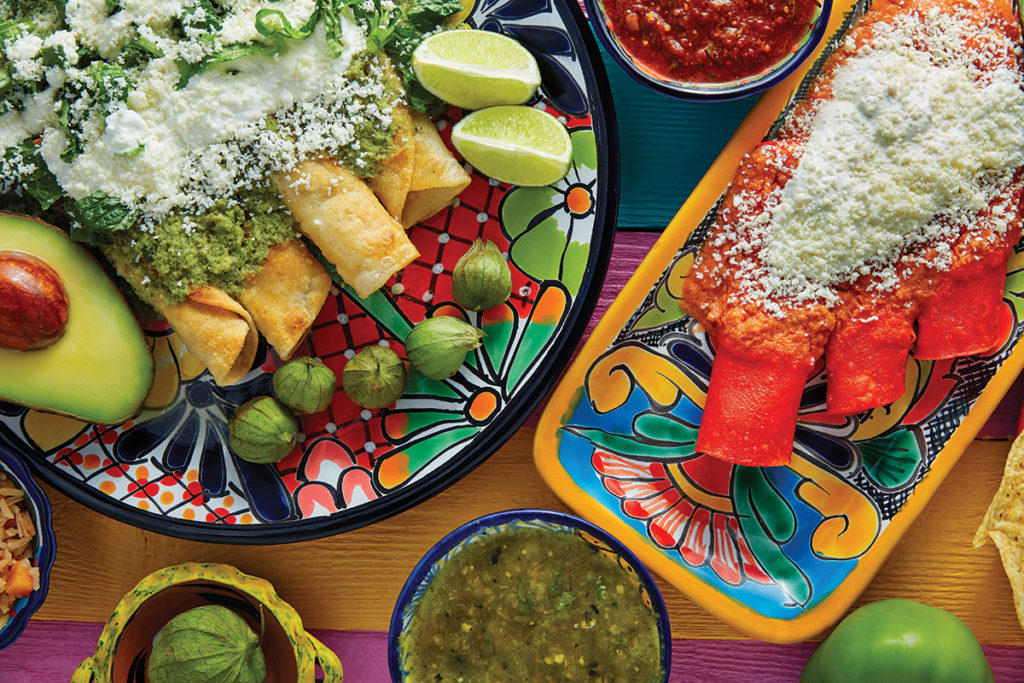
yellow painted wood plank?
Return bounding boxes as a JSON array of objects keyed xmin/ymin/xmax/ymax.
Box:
[{"xmin": 33, "ymin": 430, "xmax": 1024, "ymax": 644}]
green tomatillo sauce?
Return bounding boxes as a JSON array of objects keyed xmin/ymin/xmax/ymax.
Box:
[
  {"xmin": 112, "ymin": 187, "xmax": 297, "ymax": 304},
  {"xmin": 399, "ymin": 525, "xmax": 665, "ymax": 682}
]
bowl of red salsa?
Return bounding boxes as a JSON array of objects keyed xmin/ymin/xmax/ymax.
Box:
[{"xmin": 588, "ymin": 0, "xmax": 833, "ymax": 100}]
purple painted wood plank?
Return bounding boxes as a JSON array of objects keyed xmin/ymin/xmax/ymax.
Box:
[{"xmin": 2, "ymin": 621, "xmax": 1022, "ymax": 682}]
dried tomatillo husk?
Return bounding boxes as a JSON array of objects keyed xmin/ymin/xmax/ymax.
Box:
[
  {"xmin": 452, "ymin": 239, "xmax": 512, "ymax": 311},
  {"xmin": 228, "ymin": 396, "xmax": 298, "ymax": 464},
  {"xmin": 405, "ymin": 316, "xmax": 484, "ymax": 380},
  {"xmin": 342, "ymin": 346, "xmax": 407, "ymax": 409},
  {"xmin": 272, "ymin": 356, "xmax": 337, "ymax": 415}
]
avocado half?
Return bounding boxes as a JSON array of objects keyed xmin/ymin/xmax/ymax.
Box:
[{"xmin": 0, "ymin": 212, "xmax": 154, "ymax": 424}]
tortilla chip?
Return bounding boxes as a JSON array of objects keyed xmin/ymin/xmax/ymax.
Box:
[{"xmin": 974, "ymin": 431, "xmax": 1024, "ymax": 630}]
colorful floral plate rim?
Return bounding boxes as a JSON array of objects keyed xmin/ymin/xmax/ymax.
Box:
[
  {"xmin": 534, "ymin": 0, "xmax": 1024, "ymax": 643},
  {"xmin": 0, "ymin": 0, "xmax": 618, "ymax": 544}
]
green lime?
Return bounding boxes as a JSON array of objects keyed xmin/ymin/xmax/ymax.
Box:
[
  {"xmin": 451, "ymin": 105, "xmax": 572, "ymax": 186},
  {"xmin": 412, "ymin": 29, "xmax": 541, "ymax": 110}
]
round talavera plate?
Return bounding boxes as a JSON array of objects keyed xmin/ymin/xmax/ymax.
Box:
[
  {"xmin": 536, "ymin": 0, "xmax": 1024, "ymax": 643},
  {"xmin": 0, "ymin": 0, "xmax": 617, "ymax": 543}
]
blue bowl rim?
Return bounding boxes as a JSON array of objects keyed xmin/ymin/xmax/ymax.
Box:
[
  {"xmin": 0, "ymin": 444, "xmax": 56, "ymax": 651},
  {"xmin": 387, "ymin": 508, "xmax": 672, "ymax": 682},
  {"xmin": 583, "ymin": 0, "xmax": 835, "ymax": 101}
]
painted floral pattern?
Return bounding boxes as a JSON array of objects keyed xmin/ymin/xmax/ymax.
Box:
[
  {"xmin": 0, "ymin": 0, "xmax": 613, "ymax": 540},
  {"xmin": 556, "ymin": 231, "xmax": 1024, "ymax": 619}
]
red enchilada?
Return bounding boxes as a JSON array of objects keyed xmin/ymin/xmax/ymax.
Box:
[{"xmin": 682, "ymin": 0, "xmax": 1024, "ymax": 466}]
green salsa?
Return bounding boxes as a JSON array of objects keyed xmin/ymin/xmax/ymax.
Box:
[
  {"xmin": 109, "ymin": 187, "xmax": 297, "ymax": 304},
  {"xmin": 399, "ymin": 525, "xmax": 665, "ymax": 682}
]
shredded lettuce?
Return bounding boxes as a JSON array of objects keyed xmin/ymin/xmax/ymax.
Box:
[
  {"xmin": 0, "ymin": 19, "xmax": 30, "ymax": 42},
  {"xmin": 118, "ymin": 35, "xmax": 163, "ymax": 68},
  {"xmin": 57, "ymin": 62, "xmax": 133, "ymax": 161},
  {"xmin": 255, "ymin": 7, "xmax": 319, "ymax": 42},
  {"xmin": 377, "ymin": 0, "xmax": 463, "ymax": 112},
  {"xmin": 174, "ymin": 0, "xmax": 459, "ymax": 105},
  {"xmin": 174, "ymin": 5, "xmax": 322, "ymax": 88},
  {"xmin": 3, "ymin": 141, "xmax": 63, "ymax": 210},
  {"xmin": 180, "ymin": 0, "xmax": 226, "ymax": 34},
  {"xmin": 2, "ymin": 1, "xmax": 63, "ymax": 36},
  {"xmin": 173, "ymin": 41, "xmax": 270, "ymax": 87},
  {"xmin": 67, "ymin": 192, "xmax": 138, "ymax": 245}
]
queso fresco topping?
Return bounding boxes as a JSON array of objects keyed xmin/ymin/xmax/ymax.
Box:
[
  {"xmin": 602, "ymin": 0, "xmax": 819, "ymax": 83},
  {"xmin": 0, "ymin": 0, "xmax": 457, "ymax": 302},
  {"xmin": 399, "ymin": 525, "xmax": 664, "ymax": 682}
]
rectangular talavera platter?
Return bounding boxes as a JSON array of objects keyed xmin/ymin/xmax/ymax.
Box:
[{"xmin": 534, "ymin": 0, "xmax": 1024, "ymax": 643}]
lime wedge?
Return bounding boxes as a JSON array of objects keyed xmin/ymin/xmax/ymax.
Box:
[
  {"xmin": 451, "ymin": 105, "xmax": 572, "ymax": 187},
  {"xmin": 412, "ymin": 29, "xmax": 541, "ymax": 110}
]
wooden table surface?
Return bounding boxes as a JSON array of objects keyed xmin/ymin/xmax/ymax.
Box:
[{"xmin": 27, "ymin": 429, "xmax": 1024, "ymax": 645}]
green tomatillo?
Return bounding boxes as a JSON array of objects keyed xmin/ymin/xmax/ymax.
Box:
[
  {"xmin": 800, "ymin": 599, "xmax": 993, "ymax": 683},
  {"xmin": 342, "ymin": 346, "xmax": 407, "ymax": 409},
  {"xmin": 148, "ymin": 605, "xmax": 266, "ymax": 683},
  {"xmin": 452, "ymin": 239, "xmax": 512, "ymax": 311},
  {"xmin": 405, "ymin": 315, "xmax": 484, "ymax": 380},
  {"xmin": 272, "ymin": 356, "xmax": 337, "ymax": 415},
  {"xmin": 228, "ymin": 396, "xmax": 298, "ymax": 464}
]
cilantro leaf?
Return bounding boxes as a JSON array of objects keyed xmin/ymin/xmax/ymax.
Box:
[
  {"xmin": 67, "ymin": 192, "xmax": 138, "ymax": 245},
  {"xmin": 357, "ymin": 0, "xmax": 463, "ymax": 112},
  {"xmin": 86, "ymin": 62, "xmax": 133, "ymax": 107}
]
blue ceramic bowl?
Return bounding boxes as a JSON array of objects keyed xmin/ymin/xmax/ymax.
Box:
[
  {"xmin": 388, "ymin": 508, "xmax": 672, "ymax": 681},
  {"xmin": 0, "ymin": 444, "xmax": 55, "ymax": 650},
  {"xmin": 585, "ymin": 0, "xmax": 833, "ymax": 101}
]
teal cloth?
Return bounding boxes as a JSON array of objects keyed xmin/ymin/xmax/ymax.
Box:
[{"xmin": 598, "ymin": 47, "xmax": 757, "ymax": 229}]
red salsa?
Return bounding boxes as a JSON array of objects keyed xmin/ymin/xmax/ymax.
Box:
[{"xmin": 602, "ymin": 0, "xmax": 819, "ymax": 83}]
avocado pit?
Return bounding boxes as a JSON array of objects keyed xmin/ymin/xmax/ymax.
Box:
[{"xmin": 0, "ymin": 250, "xmax": 70, "ymax": 351}]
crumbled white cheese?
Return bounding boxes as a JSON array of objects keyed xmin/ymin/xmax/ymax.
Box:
[
  {"xmin": 102, "ymin": 108, "xmax": 150, "ymax": 154},
  {"xmin": 763, "ymin": 51, "xmax": 1024, "ymax": 301},
  {"xmin": 5, "ymin": 33, "xmax": 45, "ymax": 82},
  {"xmin": 42, "ymin": 30, "xmax": 80, "ymax": 66},
  {"xmin": 715, "ymin": 8, "xmax": 1024, "ymax": 313},
  {"xmin": 41, "ymin": 22, "xmax": 372, "ymax": 216},
  {"xmin": 0, "ymin": 70, "xmax": 64, "ymax": 149}
]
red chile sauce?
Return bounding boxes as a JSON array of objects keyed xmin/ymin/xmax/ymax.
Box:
[{"xmin": 603, "ymin": 0, "xmax": 819, "ymax": 83}]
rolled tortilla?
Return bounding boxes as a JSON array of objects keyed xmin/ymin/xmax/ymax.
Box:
[
  {"xmin": 400, "ymin": 111, "xmax": 472, "ymax": 228},
  {"xmin": 368, "ymin": 104, "xmax": 416, "ymax": 221},
  {"xmin": 236, "ymin": 238, "xmax": 332, "ymax": 361},
  {"xmin": 105, "ymin": 247, "xmax": 259, "ymax": 387},
  {"xmin": 155, "ymin": 287, "xmax": 260, "ymax": 386},
  {"xmin": 278, "ymin": 158, "xmax": 419, "ymax": 298}
]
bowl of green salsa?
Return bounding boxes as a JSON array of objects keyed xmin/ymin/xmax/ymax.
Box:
[{"xmin": 389, "ymin": 509, "xmax": 671, "ymax": 681}]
